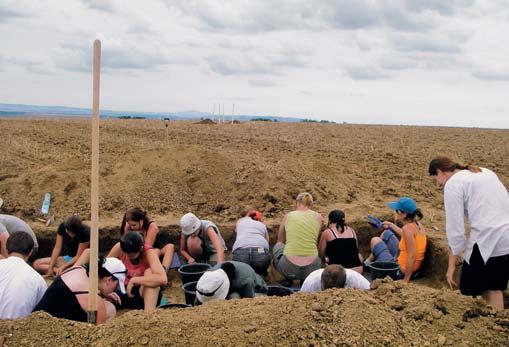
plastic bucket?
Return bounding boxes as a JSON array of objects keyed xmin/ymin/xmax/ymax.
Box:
[
  {"xmin": 369, "ymin": 261, "xmax": 400, "ymax": 280},
  {"xmin": 178, "ymin": 263, "xmax": 211, "ymax": 285},
  {"xmin": 182, "ymin": 281, "xmax": 198, "ymax": 306},
  {"xmin": 267, "ymin": 285, "xmax": 294, "ymax": 297}
]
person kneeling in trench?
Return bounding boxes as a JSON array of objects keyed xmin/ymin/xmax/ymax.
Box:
[
  {"xmin": 179, "ymin": 212, "xmax": 227, "ymax": 266},
  {"xmin": 300, "ymin": 264, "xmax": 370, "ymax": 292},
  {"xmin": 33, "ymin": 255, "xmax": 127, "ymax": 324},
  {"xmin": 107, "ymin": 231, "xmax": 168, "ymax": 311},
  {"xmin": 195, "ymin": 260, "xmax": 268, "ymax": 305}
]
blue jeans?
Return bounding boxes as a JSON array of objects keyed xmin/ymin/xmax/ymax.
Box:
[
  {"xmin": 232, "ymin": 247, "xmax": 270, "ymax": 276},
  {"xmin": 373, "ymin": 230, "xmax": 400, "ymax": 262}
]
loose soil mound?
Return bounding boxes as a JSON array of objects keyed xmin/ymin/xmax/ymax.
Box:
[{"xmin": 1, "ymin": 279, "xmax": 508, "ymax": 346}]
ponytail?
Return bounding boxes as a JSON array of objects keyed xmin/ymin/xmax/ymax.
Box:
[
  {"xmin": 296, "ymin": 192, "xmax": 313, "ymax": 207},
  {"xmin": 405, "ymin": 208, "xmax": 423, "ymax": 222},
  {"xmin": 428, "ymin": 156, "xmax": 481, "ymax": 176},
  {"xmin": 328, "ymin": 210, "xmax": 346, "ymax": 233}
]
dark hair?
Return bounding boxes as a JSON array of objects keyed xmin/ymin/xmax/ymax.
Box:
[
  {"xmin": 85, "ymin": 256, "xmax": 119, "ymax": 280},
  {"xmin": 428, "ymin": 157, "xmax": 481, "ymax": 176},
  {"xmin": 120, "ymin": 231, "xmax": 144, "ymax": 254},
  {"xmin": 403, "ymin": 208, "xmax": 423, "ymax": 222},
  {"xmin": 220, "ymin": 261, "xmax": 237, "ymax": 281},
  {"xmin": 120, "ymin": 208, "xmax": 151, "ymax": 235},
  {"xmin": 328, "ymin": 210, "xmax": 346, "ymax": 233},
  {"xmin": 64, "ymin": 215, "xmax": 83, "ymax": 234},
  {"xmin": 321, "ymin": 264, "xmax": 347, "ymax": 290},
  {"xmin": 6, "ymin": 231, "xmax": 34, "ymax": 256}
]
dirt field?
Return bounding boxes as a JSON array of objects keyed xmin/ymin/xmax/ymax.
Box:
[{"xmin": 0, "ymin": 117, "xmax": 508, "ymax": 345}]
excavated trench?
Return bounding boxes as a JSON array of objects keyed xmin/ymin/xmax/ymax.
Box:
[{"xmin": 32, "ymin": 218, "xmax": 449, "ymax": 288}]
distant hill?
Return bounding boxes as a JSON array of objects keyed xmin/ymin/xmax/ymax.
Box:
[{"xmin": 0, "ymin": 103, "xmax": 305, "ymax": 123}]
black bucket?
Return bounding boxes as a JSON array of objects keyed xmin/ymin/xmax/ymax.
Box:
[
  {"xmin": 369, "ymin": 261, "xmax": 400, "ymax": 280},
  {"xmin": 267, "ymin": 285, "xmax": 294, "ymax": 297},
  {"xmin": 178, "ymin": 263, "xmax": 211, "ymax": 285},
  {"xmin": 182, "ymin": 281, "xmax": 198, "ymax": 306}
]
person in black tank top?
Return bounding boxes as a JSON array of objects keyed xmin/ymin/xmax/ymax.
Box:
[
  {"xmin": 33, "ymin": 267, "xmax": 88, "ymax": 321},
  {"xmin": 33, "ymin": 257, "xmax": 127, "ymax": 324},
  {"xmin": 318, "ymin": 210, "xmax": 363, "ymax": 273}
]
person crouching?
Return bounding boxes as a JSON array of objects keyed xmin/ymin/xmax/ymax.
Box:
[
  {"xmin": 195, "ymin": 261, "xmax": 268, "ymax": 304},
  {"xmin": 33, "ymin": 257, "xmax": 126, "ymax": 324}
]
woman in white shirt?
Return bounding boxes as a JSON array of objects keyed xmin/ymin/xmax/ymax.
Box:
[
  {"xmin": 428, "ymin": 157, "xmax": 509, "ymax": 310},
  {"xmin": 232, "ymin": 210, "xmax": 270, "ymax": 276}
]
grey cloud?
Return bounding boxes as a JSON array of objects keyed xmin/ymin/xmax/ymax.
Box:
[
  {"xmin": 56, "ymin": 41, "xmax": 190, "ymax": 73},
  {"xmin": 472, "ymin": 69, "xmax": 509, "ymax": 81},
  {"xmin": 171, "ymin": 0, "xmax": 449, "ymax": 34},
  {"xmin": 0, "ymin": 54, "xmax": 51, "ymax": 75},
  {"xmin": 206, "ymin": 55, "xmax": 272, "ymax": 75},
  {"xmin": 347, "ymin": 66, "xmax": 390, "ymax": 80},
  {"xmin": 405, "ymin": 0, "xmax": 475, "ymax": 16},
  {"xmin": 0, "ymin": 2, "xmax": 31, "ymax": 22},
  {"xmin": 379, "ymin": 56, "xmax": 417, "ymax": 70},
  {"xmin": 249, "ymin": 78, "xmax": 279, "ymax": 87},
  {"xmin": 392, "ymin": 34, "xmax": 463, "ymax": 54},
  {"xmin": 81, "ymin": 0, "xmax": 117, "ymax": 12}
]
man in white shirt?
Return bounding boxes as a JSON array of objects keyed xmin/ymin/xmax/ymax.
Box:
[
  {"xmin": 300, "ymin": 264, "xmax": 370, "ymax": 292},
  {"xmin": 429, "ymin": 157, "xmax": 509, "ymax": 310},
  {"xmin": 0, "ymin": 231, "xmax": 47, "ymax": 319}
]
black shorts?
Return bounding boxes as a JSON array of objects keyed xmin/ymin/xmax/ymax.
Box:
[
  {"xmin": 460, "ymin": 244, "xmax": 509, "ymax": 296},
  {"xmin": 116, "ymin": 285, "xmax": 163, "ymax": 310}
]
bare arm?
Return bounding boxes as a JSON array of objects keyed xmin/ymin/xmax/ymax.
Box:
[
  {"xmin": 401, "ymin": 226, "xmax": 416, "ymax": 283},
  {"xmin": 318, "ymin": 230, "xmax": 329, "ymax": 260},
  {"xmin": 446, "ymin": 249, "xmax": 457, "ymax": 288},
  {"xmin": 74, "ymin": 248, "xmax": 91, "ymax": 267},
  {"xmin": 277, "ymin": 214, "xmax": 287, "ymax": 243},
  {"xmin": 107, "ymin": 242, "xmax": 122, "ymax": 259},
  {"xmin": 382, "ymin": 221, "xmax": 403, "ymax": 237},
  {"xmin": 179, "ymin": 235, "xmax": 194, "ymax": 263},
  {"xmin": 129, "ymin": 249, "xmax": 167, "ymax": 287},
  {"xmin": 47, "ymin": 235, "xmax": 64, "ymax": 275},
  {"xmin": 207, "ymin": 227, "xmax": 224, "ymax": 263},
  {"xmin": 144, "ymin": 223, "xmax": 159, "ymax": 247},
  {"xmin": 57, "ymin": 241, "xmax": 90, "ymax": 273},
  {"xmin": 0, "ymin": 232, "xmax": 9, "ymax": 258}
]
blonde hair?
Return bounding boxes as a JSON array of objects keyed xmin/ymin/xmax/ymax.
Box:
[{"xmin": 296, "ymin": 192, "xmax": 313, "ymax": 207}]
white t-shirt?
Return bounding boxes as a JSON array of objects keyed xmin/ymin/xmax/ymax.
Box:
[
  {"xmin": 232, "ymin": 217, "xmax": 269, "ymax": 251},
  {"xmin": 300, "ymin": 268, "xmax": 370, "ymax": 292},
  {"xmin": 444, "ymin": 168, "xmax": 509, "ymax": 263},
  {"xmin": 0, "ymin": 256, "xmax": 47, "ymax": 319}
]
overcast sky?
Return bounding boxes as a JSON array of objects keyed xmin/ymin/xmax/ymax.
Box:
[{"xmin": 1, "ymin": 0, "xmax": 508, "ymax": 128}]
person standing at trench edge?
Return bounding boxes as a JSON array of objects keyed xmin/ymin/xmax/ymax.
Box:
[{"xmin": 428, "ymin": 157, "xmax": 509, "ymax": 310}]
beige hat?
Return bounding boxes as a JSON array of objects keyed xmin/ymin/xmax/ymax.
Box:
[{"xmin": 180, "ymin": 212, "xmax": 201, "ymax": 236}]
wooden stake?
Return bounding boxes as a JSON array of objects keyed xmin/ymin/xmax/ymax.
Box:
[{"xmin": 88, "ymin": 39, "xmax": 101, "ymax": 324}]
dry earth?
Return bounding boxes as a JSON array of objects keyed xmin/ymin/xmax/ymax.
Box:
[{"xmin": 0, "ymin": 117, "xmax": 508, "ymax": 345}]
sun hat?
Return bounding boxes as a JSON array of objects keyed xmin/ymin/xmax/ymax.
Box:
[
  {"xmin": 195, "ymin": 269, "xmax": 230, "ymax": 304},
  {"xmin": 387, "ymin": 197, "xmax": 418, "ymax": 214},
  {"xmin": 180, "ymin": 213, "xmax": 201, "ymax": 236},
  {"xmin": 103, "ymin": 257, "xmax": 127, "ymax": 294}
]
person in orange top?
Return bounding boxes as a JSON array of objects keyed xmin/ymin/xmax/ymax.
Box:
[{"xmin": 368, "ymin": 197, "xmax": 427, "ymax": 283}]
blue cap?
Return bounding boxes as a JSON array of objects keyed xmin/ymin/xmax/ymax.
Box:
[{"xmin": 387, "ymin": 197, "xmax": 417, "ymax": 214}]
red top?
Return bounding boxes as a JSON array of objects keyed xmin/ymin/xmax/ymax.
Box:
[{"xmin": 120, "ymin": 243, "xmax": 152, "ymax": 285}]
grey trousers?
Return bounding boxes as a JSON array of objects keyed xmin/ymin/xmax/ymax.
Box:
[{"xmin": 272, "ymin": 242, "xmax": 321, "ymax": 282}]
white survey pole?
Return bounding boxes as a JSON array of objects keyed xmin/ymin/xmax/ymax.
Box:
[{"xmin": 88, "ymin": 39, "xmax": 101, "ymax": 324}]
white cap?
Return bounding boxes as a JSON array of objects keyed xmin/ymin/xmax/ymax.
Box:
[
  {"xmin": 180, "ymin": 213, "xmax": 201, "ymax": 236},
  {"xmin": 103, "ymin": 257, "xmax": 127, "ymax": 294},
  {"xmin": 195, "ymin": 269, "xmax": 230, "ymax": 304}
]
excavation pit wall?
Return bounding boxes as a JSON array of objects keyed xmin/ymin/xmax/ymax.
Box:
[{"xmin": 31, "ymin": 219, "xmax": 449, "ymax": 288}]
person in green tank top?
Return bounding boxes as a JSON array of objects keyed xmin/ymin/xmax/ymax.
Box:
[{"xmin": 272, "ymin": 192, "xmax": 323, "ymax": 284}]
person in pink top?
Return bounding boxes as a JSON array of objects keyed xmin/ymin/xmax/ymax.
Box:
[{"xmin": 107, "ymin": 231, "xmax": 167, "ymax": 311}]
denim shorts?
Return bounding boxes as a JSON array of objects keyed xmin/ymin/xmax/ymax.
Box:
[{"xmin": 232, "ymin": 247, "xmax": 270, "ymax": 276}]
